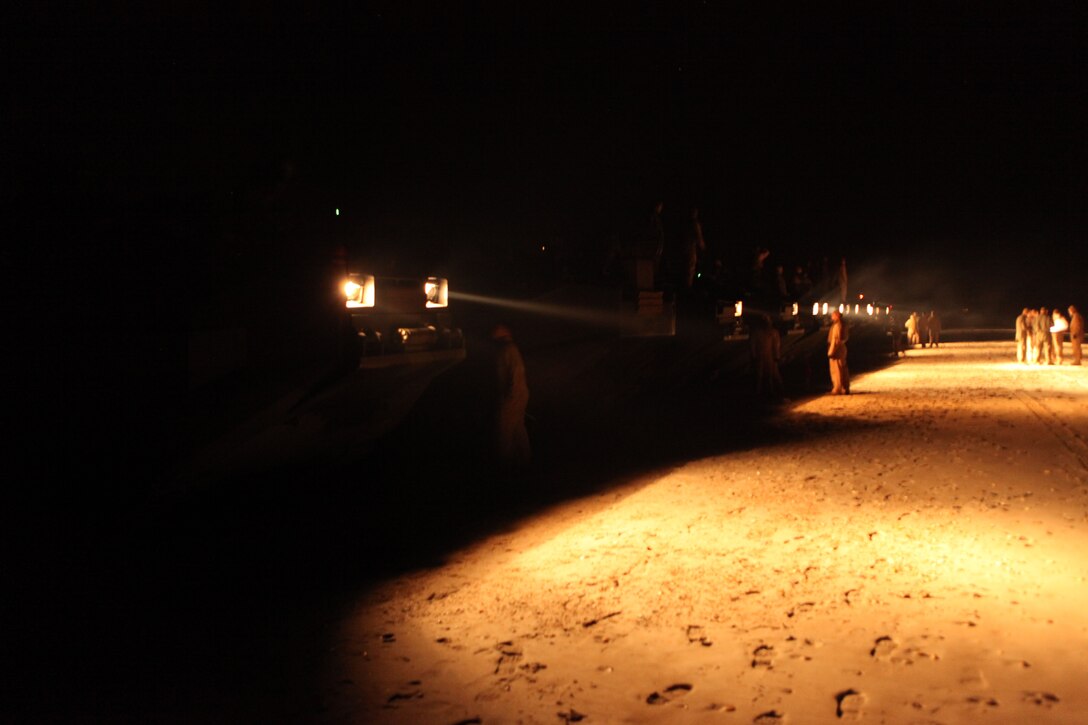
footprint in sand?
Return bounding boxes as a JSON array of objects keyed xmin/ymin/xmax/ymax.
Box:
[
  {"xmin": 686, "ymin": 624, "xmax": 713, "ymax": 646},
  {"xmin": 751, "ymin": 644, "xmax": 775, "ymax": 669},
  {"xmin": 646, "ymin": 683, "xmax": 693, "ymax": 705},
  {"xmin": 492, "ymin": 640, "xmax": 523, "ymax": 675},
  {"xmin": 1023, "ymin": 691, "xmax": 1060, "ymax": 708},
  {"xmin": 556, "ymin": 708, "xmax": 586, "ymax": 722},
  {"xmin": 869, "ymin": 636, "xmax": 896, "ymax": 659},
  {"xmin": 835, "ymin": 688, "xmax": 865, "ymax": 719}
]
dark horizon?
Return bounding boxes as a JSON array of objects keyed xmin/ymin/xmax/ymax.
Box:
[{"xmin": 15, "ymin": 4, "xmax": 1088, "ymax": 311}]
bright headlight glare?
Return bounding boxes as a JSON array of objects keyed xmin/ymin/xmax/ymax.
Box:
[
  {"xmin": 425, "ymin": 277, "xmax": 449, "ymax": 308},
  {"xmin": 344, "ymin": 274, "xmax": 375, "ymax": 308}
]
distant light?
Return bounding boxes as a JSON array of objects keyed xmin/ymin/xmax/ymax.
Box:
[
  {"xmin": 791, "ymin": 303, "xmax": 799, "ymax": 316},
  {"xmin": 859, "ymin": 293, "xmax": 865, "ymax": 300},
  {"xmin": 866, "ymin": 304, "xmax": 874, "ymax": 316},
  {"xmin": 734, "ymin": 300, "xmax": 743, "ymax": 318},
  {"xmin": 541, "ymin": 245, "xmax": 546, "ymax": 252},
  {"xmin": 696, "ymin": 273, "xmax": 702, "ymax": 278},
  {"xmin": 812, "ymin": 303, "xmax": 820, "ymax": 316},
  {"xmin": 335, "ymin": 208, "xmax": 340, "ymax": 216}
]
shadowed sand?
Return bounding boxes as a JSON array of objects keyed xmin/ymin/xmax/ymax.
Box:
[{"xmin": 328, "ymin": 342, "xmax": 1088, "ymax": 724}]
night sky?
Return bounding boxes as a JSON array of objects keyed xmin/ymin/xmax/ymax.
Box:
[{"xmin": 18, "ymin": 4, "xmax": 1088, "ymax": 313}]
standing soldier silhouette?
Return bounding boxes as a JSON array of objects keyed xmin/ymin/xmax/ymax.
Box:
[
  {"xmin": 1015, "ymin": 308, "xmax": 1030, "ymax": 363},
  {"xmin": 490, "ymin": 324, "xmax": 531, "ymax": 469},
  {"xmin": 1068, "ymin": 305, "xmax": 1084, "ymax": 365},
  {"xmin": 927, "ymin": 310, "xmax": 942, "ymax": 347},
  {"xmin": 681, "ymin": 207, "xmax": 706, "ymax": 288},
  {"xmin": 827, "ymin": 310, "xmax": 850, "ymax": 395}
]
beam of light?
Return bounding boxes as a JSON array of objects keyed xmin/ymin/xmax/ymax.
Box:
[{"xmin": 449, "ymin": 290, "xmax": 638, "ymax": 329}]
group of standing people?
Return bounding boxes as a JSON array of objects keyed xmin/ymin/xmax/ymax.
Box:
[
  {"xmin": 1016, "ymin": 306, "xmax": 1083, "ymax": 366},
  {"xmin": 903, "ymin": 310, "xmax": 942, "ymax": 348}
]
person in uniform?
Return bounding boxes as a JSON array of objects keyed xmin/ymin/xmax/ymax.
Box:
[
  {"xmin": 748, "ymin": 312, "xmax": 785, "ymax": 400},
  {"xmin": 1015, "ymin": 308, "xmax": 1031, "ymax": 363},
  {"xmin": 490, "ymin": 324, "xmax": 531, "ymax": 468},
  {"xmin": 1068, "ymin": 305, "xmax": 1084, "ymax": 365},
  {"xmin": 827, "ymin": 309, "xmax": 850, "ymax": 395},
  {"xmin": 926, "ymin": 310, "xmax": 942, "ymax": 347},
  {"xmin": 916, "ymin": 311, "xmax": 930, "ymax": 348},
  {"xmin": 1034, "ymin": 307, "xmax": 1053, "ymax": 364},
  {"xmin": 905, "ymin": 312, "xmax": 920, "ymax": 347},
  {"xmin": 1051, "ymin": 308, "xmax": 1069, "ymax": 365},
  {"xmin": 888, "ymin": 311, "xmax": 904, "ymax": 357},
  {"xmin": 1026, "ymin": 309, "xmax": 1038, "ymax": 363}
]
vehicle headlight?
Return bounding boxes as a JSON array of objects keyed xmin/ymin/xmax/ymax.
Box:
[
  {"xmin": 425, "ymin": 277, "xmax": 449, "ymax": 308},
  {"xmin": 344, "ymin": 274, "xmax": 375, "ymax": 308}
]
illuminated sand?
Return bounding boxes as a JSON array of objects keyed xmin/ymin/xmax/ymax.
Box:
[{"xmin": 328, "ymin": 342, "xmax": 1088, "ymax": 723}]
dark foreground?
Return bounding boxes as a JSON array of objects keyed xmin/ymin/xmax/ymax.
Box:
[{"xmin": 11, "ymin": 322, "xmax": 899, "ymax": 722}]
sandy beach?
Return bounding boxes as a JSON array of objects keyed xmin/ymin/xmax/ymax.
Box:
[{"xmin": 325, "ymin": 341, "xmax": 1088, "ymax": 724}]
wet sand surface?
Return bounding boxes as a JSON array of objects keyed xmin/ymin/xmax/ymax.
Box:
[{"xmin": 327, "ymin": 342, "xmax": 1088, "ymax": 723}]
